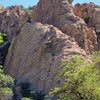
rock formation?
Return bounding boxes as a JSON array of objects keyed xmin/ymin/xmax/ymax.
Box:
[
  {"xmin": 74, "ymin": 2, "xmax": 100, "ymax": 50},
  {"xmin": 32, "ymin": 0, "xmax": 98, "ymax": 52},
  {"xmin": 0, "ymin": 5, "xmax": 29, "ymax": 41},
  {"xmin": 4, "ymin": 22, "xmax": 86, "ymax": 92},
  {"xmin": 74, "ymin": 2, "xmax": 100, "ymax": 31},
  {"xmin": 0, "ymin": 5, "xmax": 31, "ymax": 67},
  {"xmin": 2, "ymin": 0, "xmax": 100, "ymax": 95}
]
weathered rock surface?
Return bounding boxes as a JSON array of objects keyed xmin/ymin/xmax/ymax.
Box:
[
  {"xmin": 74, "ymin": 2, "xmax": 100, "ymax": 49},
  {"xmin": 2, "ymin": 0, "xmax": 100, "ymax": 96},
  {"xmin": 4, "ymin": 22, "xmax": 87, "ymax": 92},
  {"xmin": 0, "ymin": 6, "xmax": 31, "ymax": 66},
  {"xmin": 0, "ymin": 5, "xmax": 30, "ymax": 41},
  {"xmin": 32, "ymin": 0, "xmax": 98, "ymax": 52},
  {"xmin": 74, "ymin": 2, "xmax": 100, "ymax": 31}
]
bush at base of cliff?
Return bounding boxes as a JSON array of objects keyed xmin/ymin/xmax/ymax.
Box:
[
  {"xmin": 22, "ymin": 97, "xmax": 33, "ymax": 100},
  {"xmin": 0, "ymin": 32, "xmax": 6, "ymax": 43},
  {"xmin": 46, "ymin": 52, "xmax": 100, "ymax": 100},
  {"xmin": 0, "ymin": 32, "xmax": 10, "ymax": 65},
  {"xmin": 0, "ymin": 65, "xmax": 14, "ymax": 100},
  {"xmin": 0, "ymin": 87, "xmax": 13, "ymax": 100}
]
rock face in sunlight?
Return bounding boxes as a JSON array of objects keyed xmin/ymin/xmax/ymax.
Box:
[
  {"xmin": 0, "ymin": 5, "xmax": 29, "ymax": 41},
  {"xmin": 1, "ymin": 0, "xmax": 99, "ymax": 96},
  {"xmin": 74, "ymin": 2, "xmax": 100, "ymax": 32},
  {"xmin": 4, "ymin": 22, "xmax": 86, "ymax": 92},
  {"xmin": 74, "ymin": 2, "xmax": 100, "ymax": 50},
  {"xmin": 32, "ymin": 0, "xmax": 98, "ymax": 52}
]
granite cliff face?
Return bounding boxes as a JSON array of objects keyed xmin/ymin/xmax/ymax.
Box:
[
  {"xmin": 32, "ymin": 0, "xmax": 98, "ymax": 52},
  {"xmin": 2, "ymin": 0, "xmax": 100, "ymax": 94},
  {"xmin": 0, "ymin": 5, "xmax": 29, "ymax": 41},
  {"xmin": 74, "ymin": 2, "xmax": 100, "ymax": 32},
  {"xmin": 0, "ymin": 6, "xmax": 30, "ymax": 66},
  {"xmin": 5, "ymin": 22, "xmax": 86, "ymax": 92},
  {"xmin": 74, "ymin": 2, "xmax": 100, "ymax": 50}
]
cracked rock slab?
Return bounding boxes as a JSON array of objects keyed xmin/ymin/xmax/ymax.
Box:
[{"xmin": 4, "ymin": 22, "xmax": 87, "ymax": 92}]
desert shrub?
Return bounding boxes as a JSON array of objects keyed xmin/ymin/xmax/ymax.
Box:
[
  {"xmin": 0, "ymin": 32, "xmax": 10, "ymax": 65},
  {"xmin": 22, "ymin": 97, "xmax": 32, "ymax": 100},
  {"xmin": 0, "ymin": 65, "xmax": 14, "ymax": 87},
  {"xmin": 0, "ymin": 65, "xmax": 14, "ymax": 100},
  {"xmin": 0, "ymin": 87, "xmax": 13, "ymax": 100},
  {"xmin": 0, "ymin": 32, "xmax": 6, "ymax": 43},
  {"xmin": 91, "ymin": 51, "xmax": 100, "ymax": 64},
  {"xmin": 91, "ymin": 51, "xmax": 100, "ymax": 74},
  {"xmin": 46, "ymin": 54, "xmax": 100, "ymax": 100}
]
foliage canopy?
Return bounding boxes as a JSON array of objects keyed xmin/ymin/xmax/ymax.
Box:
[{"xmin": 46, "ymin": 52, "xmax": 100, "ymax": 100}]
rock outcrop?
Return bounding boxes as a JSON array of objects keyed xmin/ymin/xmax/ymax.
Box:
[
  {"xmin": 74, "ymin": 2, "xmax": 100, "ymax": 31},
  {"xmin": 3, "ymin": 0, "xmax": 100, "ymax": 95},
  {"xmin": 4, "ymin": 22, "xmax": 87, "ymax": 92},
  {"xmin": 32, "ymin": 0, "xmax": 98, "ymax": 52},
  {"xmin": 74, "ymin": 2, "xmax": 100, "ymax": 50},
  {"xmin": 0, "ymin": 5, "xmax": 30, "ymax": 41}
]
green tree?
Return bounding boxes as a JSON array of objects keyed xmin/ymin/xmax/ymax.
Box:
[
  {"xmin": 22, "ymin": 97, "xmax": 32, "ymax": 100},
  {"xmin": 0, "ymin": 65, "xmax": 14, "ymax": 100},
  {"xmin": 46, "ymin": 53, "xmax": 100, "ymax": 100}
]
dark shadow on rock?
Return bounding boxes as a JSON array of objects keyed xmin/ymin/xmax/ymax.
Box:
[{"xmin": 0, "ymin": 42, "xmax": 11, "ymax": 66}]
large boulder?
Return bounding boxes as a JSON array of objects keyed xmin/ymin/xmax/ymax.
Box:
[
  {"xmin": 32, "ymin": 0, "xmax": 98, "ymax": 52},
  {"xmin": 4, "ymin": 22, "xmax": 87, "ymax": 93}
]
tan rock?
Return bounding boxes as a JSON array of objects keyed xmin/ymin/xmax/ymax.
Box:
[
  {"xmin": 74, "ymin": 3, "xmax": 100, "ymax": 30},
  {"xmin": 0, "ymin": 5, "xmax": 29, "ymax": 41},
  {"xmin": 32, "ymin": 0, "xmax": 98, "ymax": 52},
  {"xmin": 4, "ymin": 22, "xmax": 87, "ymax": 92},
  {"xmin": 74, "ymin": 3, "xmax": 100, "ymax": 49}
]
